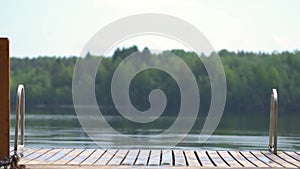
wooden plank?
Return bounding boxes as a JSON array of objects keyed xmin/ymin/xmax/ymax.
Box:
[
  {"xmin": 68, "ymin": 149, "xmax": 96, "ymax": 165},
  {"xmin": 148, "ymin": 150, "xmax": 161, "ymax": 166},
  {"xmin": 28, "ymin": 148, "xmax": 62, "ymax": 164},
  {"xmin": 173, "ymin": 150, "xmax": 186, "ymax": 166},
  {"xmin": 277, "ymin": 151, "xmax": 300, "ymax": 167},
  {"xmin": 184, "ymin": 150, "xmax": 200, "ymax": 166},
  {"xmin": 229, "ymin": 151, "xmax": 256, "ymax": 167},
  {"xmin": 195, "ymin": 150, "xmax": 214, "ymax": 167},
  {"xmin": 43, "ymin": 149, "xmax": 73, "ymax": 164},
  {"xmin": 0, "ymin": 38, "xmax": 10, "ymax": 160},
  {"xmin": 218, "ymin": 151, "xmax": 242, "ymax": 168},
  {"xmin": 24, "ymin": 149, "xmax": 52, "ymax": 164},
  {"xmin": 122, "ymin": 149, "xmax": 139, "ymax": 165},
  {"xmin": 207, "ymin": 150, "xmax": 229, "ymax": 167},
  {"xmin": 161, "ymin": 150, "xmax": 172, "ymax": 166},
  {"xmin": 19, "ymin": 148, "xmax": 42, "ymax": 164},
  {"xmin": 261, "ymin": 151, "xmax": 297, "ymax": 168},
  {"xmin": 52, "ymin": 149, "xmax": 84, "ymax": 165},
  {"xmin": 284, "ymin": 151, "xmax": 300, "ymax": 162},
  {"xmin": 94, "ymin": 149, "xmax": 117, "ymax": 165},
  {"xmin": 15, "ymin": 147, "xmax": 30, "ymax": 156},
  {"xmin": 239, "ymin": 151, "xmax": 269, "ymax": 168},
  {"xmin": 107, "ymin": 149, "xmax": 128, "ymax": 165},
  {"xmin": 81, "ymin": 149, "xmax": 106, "ymax": 165},
  {"xmin": 135, "ymin": 149, "xmax": 150, "ymax": 165},
  {"xmin": 23, "ymin": 148, "xmax": 41, "ymax": 157},
  {"xmin": 251, "ymin": 151, "xmax": 282, "ymax": 168}
]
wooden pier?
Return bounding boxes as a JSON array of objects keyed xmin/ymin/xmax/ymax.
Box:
[
  {"xmin": 14, "ymin": 148, "xmax": 300, "ymax": 168},
  {"xmin": 1, "ymin": 38, "xmax": 299, "ymax": 169}
]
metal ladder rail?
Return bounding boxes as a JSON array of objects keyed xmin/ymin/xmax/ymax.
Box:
[
  {"xmin": 14, "ymin": 84, "xmax": 25, "ymax": 153},
  {"xmin": 268, "ymin": 89, "xmax": 278, "ymax": 154}
]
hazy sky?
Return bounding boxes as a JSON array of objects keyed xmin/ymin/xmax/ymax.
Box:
[{"xmin": 1, "ymin": 0, "xmax": 300, "ymax": 57}]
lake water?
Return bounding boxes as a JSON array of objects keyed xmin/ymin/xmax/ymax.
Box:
[{"xmin": 10, "ymin": 107, "xmax": 300, "ymax": 150}]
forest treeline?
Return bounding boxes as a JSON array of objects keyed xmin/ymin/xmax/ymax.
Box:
[{"xmin": 10, "ymin": 46, "xmax": 300, "ymax": 115}]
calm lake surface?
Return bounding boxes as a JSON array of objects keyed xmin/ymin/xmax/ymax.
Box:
[{"xmin": 10, "ymin": 107, "xmax": 300, "ymax": 150}]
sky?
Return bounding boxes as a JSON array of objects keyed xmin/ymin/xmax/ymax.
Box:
[{"xmin": 0, "ymin": 0, "xmax": 300, "ymax": 57}]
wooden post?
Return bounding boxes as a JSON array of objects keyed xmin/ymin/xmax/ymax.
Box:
[{"xmin": 0, "ymin": 38, "xmax": 10, "ymax": 159}]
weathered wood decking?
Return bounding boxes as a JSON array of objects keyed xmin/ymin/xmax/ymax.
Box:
[{"xmin": 13, "ymin": 148, "xmax": 300, "ymax": 168}]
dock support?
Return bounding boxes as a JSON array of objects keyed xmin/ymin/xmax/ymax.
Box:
[{"xmin": 0, "ymin": 38, "xmax": 10, "ymax": 160}]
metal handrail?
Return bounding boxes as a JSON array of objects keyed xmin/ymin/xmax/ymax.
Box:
[
  {"xmin": 14, "ymin": 84, "xmax": 25, "ymax": 153},
  {"xmin": 269, "ymin": 89, "xmax": 278, "ymax": 154}
]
